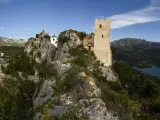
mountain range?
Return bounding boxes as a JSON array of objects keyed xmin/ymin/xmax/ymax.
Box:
[
  {"xmin": 0, "ymin": 36, "xmax": 27, "ymax": 47},
  {"xmin": 111, "ymin": 38, "xmax": 160, "ymax": 68}
]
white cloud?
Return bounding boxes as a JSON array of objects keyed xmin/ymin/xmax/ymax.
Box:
[
  {"xmin": 0, "ymin": 27, "xmax": 4, "ymax": 30},
  {"xmin": 110, "ymin": 0, "xmax": 160, "ymax": 29},
  {"xmin": 24, "ymin": 28, "xmax": 29, "ymax": 31},
  {"xmin": 0, "ymin": 0, "xmax": 10, "ymax": 3}
]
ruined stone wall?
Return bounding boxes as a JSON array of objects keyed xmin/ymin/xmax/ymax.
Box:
[{"xmin": 83, "ymin": 34, "xmax": 94, "ymax": 51}]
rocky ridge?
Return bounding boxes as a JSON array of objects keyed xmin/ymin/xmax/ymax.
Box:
[{"xmin": 23, "ymin": 30, "xmax": 118, "ymax": 120}]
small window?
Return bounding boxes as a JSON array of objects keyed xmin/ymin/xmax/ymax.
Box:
[
  {"xmin": 99, "ymin": 24, "xmax": 102, "ymax": 28},
  {"xmin": 102, "ymin": 35, "xmax": 104, "ymax": 38},
  {"xmin": 89, "ymin": 46, "xmax": 91, "ymax": 51}
]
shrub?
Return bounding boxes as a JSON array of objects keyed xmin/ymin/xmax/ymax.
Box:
[
  {"xmin": 112, "ymin": 61, "xmax": 132, "ymax": 87},
  {"xmin": 58, "ymin": 35, "xmax": 70, "ymax": 45},
  {"xmin": 43, "ymin": 34, "xmax": 51, "ymax": 40},
  {"xmin": 0, "ymin": 74, "xmax": 36, "ymax": 120},
  {"xmin": 77, "ymin": 32, "xmax": 87, "ymax": 41},
  {"xmin": 36, "ymin": 34, "xmax": 40, "ymax": 38},
  {"xmin": 37, "ymin": 51, "xmax": 41, "ymax": 59},
  {"xmin": 107, "ymin": 81, "xmax": 123, "ymax": 92},
  {"xmin": 3, "ymin": 53, "xmax": 35, "ymax": 75}
]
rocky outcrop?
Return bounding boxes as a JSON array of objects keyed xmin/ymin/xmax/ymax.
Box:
[
  {"xmin": 34, "ymin": 80, "xmax": 54, "ymax": 107},
  {"xmin": 102, "ymin": 67, "xmax": 118, "ymax": 82},
  {"xmin": 54, "ymin": 30, "xmax": 82, "ymax": 61},
  {"xmin": 34, "ymin": 69, "xmax": 118, "ymax": 120},
  {"xmin": 30, "ymin": 30, "xmax": 119, "ymax": 120},
  {"xmin": 24, "ymin": 30, "xmax": 56, "ymax": 63}
]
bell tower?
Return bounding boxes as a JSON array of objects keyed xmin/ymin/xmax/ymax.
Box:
[{"xmin": 94, "ymin": 18, "xmax": 112, "ymax": 66}]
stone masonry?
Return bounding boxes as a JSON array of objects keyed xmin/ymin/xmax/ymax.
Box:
[{"xmin": 83, "ymin": 18, "xmax": 112, "ymax": 66}]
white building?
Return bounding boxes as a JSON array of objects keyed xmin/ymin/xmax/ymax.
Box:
[
  {"xmin": 0, "ymin": 53, "xmax": 4, "ymax": 57},
  {"xmin": 50, "ymin": 35, "xmax": 58, "ymax": 47}
]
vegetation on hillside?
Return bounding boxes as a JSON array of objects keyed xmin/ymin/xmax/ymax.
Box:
[
  {"xmin": 0, "ymin": 73, "xmax": 36, "ymax": 120},
  {"xmin": 69, "ymin": 45, "xmax": 160, "ymax": 119},
  {"xmin": 0, "ymin": 46, "xmax": 24, "ymax": 57},
  {"xmin": 111, "ymin": 38, "xmax": 160, "ymax": 68},
  {"xmin": 2, "ymin": 53, "xmax": 35, "ymax": 75},
  {"xmin": 112, "ymin": 61, "xmax": 160, "ymax": 119}
]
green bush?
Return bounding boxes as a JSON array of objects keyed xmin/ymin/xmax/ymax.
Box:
[
  {"xmin": 43, "ymin": 34, "xmax": 51, "ymax": 39},
  {"xmin": 3, "ymin": 53, "xmax": 35, "ymax": 75},
  {"xmin": 0, "ymin": 46, "xmax": 24, "ymax": 57},
  {"xmin": 0, "ymin": 74, "xmax": 36, "ymax": 120},
  {"xmin": 77, "ymin": 32, "xmax": 87, "ymax": 41},
  {"xmin": 112, "ymin": 61, "xmax": 132, "ymax": 87},
  {"xmin": 36, "ymin": 34, "xmax": 40, "ymax": 38},
  {"xmin": 107, "ymin": 81, "xmax": 123, "ymax": 92},
  {"xmin": 37, "ymin": 51, "xmax": 41, "ymax": 59},
  {"xmin": 58, "ymin": 35, "xmax": 70, "ymax": 44}
]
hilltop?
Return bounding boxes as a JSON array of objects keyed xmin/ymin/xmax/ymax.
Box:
[{"xmin": 111, "ymin": 38, "xmax": 160, "ymax": 68}]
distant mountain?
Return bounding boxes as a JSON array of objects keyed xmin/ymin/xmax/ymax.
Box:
[
  {"xmin": 111, "ymin": 38, "xmax": 160, "ymax": 68},
  {"xmin": 0, "ymin": 37, "xmax": 27, "ymax": 58},
  {"xmin": 0, "ymin": 36, "xmax": 27, "ymax": 47}
]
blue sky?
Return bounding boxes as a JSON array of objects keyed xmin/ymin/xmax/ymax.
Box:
[{"xmin": 0, "ymin": 0, "xmax": 160, "ymax": 41}]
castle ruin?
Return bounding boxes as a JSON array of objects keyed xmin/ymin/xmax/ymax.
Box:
[{"xmin": 83, "ymin": 18, "xmax": 112, "ymax": 66}]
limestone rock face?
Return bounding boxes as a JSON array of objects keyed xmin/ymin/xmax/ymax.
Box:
[
  {"xmin": 24, "ymin": 30, "xmax": 56, "ymax": 64},
  {"xmin": 46, "ymin": 72, "xmax": 118, "ymax": 120},
  {"xmin": 77, "ymin": 98, "xmax": 118, "ymax": 120},
  {"xmin": 53, "ymin": 60, "xmax": 71, "ymax": 76},
  {"xmin": 102, "ymin": 67, "xmax": 118, "ymax": 82},
  {"xmin": 54, "ymin": 30, "xmax": 82, "ymax": 61},
  {"xmin": 34, "ymin": 80, "xmax": 54, "ymax": 107}
]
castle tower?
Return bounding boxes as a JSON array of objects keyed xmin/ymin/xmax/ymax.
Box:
[{"xmin": 94, "ymin": 18, "xmax": 112, "ymax": 66}]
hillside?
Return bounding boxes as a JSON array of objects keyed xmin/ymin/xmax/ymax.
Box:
[
  {"xmin": 0, "ymin": 31, "xmax": 160, "ymax": 120},
  {"xmin": 0, "ymin": 37, "xmax": 26, "ymax": 59},
  {"xmin": 0, "ymin": 36, "xmax": 27, "ymax": 47},
  {"xmin": 111, "ymin": 38, "xmax": 160, "ymax": 68}
]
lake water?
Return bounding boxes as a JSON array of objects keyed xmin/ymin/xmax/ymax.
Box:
[{"xmin": 134, "ymin": 66, "xmax": 160, "ymax": 78}]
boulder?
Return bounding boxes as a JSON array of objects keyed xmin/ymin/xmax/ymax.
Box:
[{"xmin": 34, "ymin": 80, "xmax": 54, "ymax": 107}]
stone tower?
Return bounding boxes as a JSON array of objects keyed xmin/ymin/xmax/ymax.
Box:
[{"xmin": 94, "ymin": 18, "xmax": 112, "ymax": 66}]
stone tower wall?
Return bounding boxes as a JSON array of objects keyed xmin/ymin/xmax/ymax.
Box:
[{"xmin": 94, "ymin": 18, "xmax": 112, "ymax": 66}]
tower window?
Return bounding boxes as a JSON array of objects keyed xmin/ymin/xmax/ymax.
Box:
[
  {"xmin": 89, "ymin": 46, "xmax": 91, "ymax": 51},
  {"xmin": 102, "ymin": 35, "xmax": 104, "ymax": 38},
  {"xmin": 99, "ymin": 24, "xmax": 102, "ymax": 28}
]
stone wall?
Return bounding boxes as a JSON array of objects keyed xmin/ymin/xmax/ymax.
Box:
[{"xmin": 83, "ymin": 34, "xmax": 94, "ymax": 51}]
